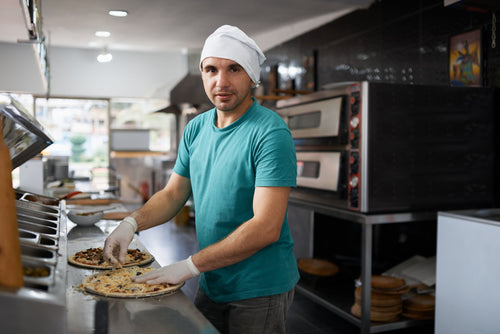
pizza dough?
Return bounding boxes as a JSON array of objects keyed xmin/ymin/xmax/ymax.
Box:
[
  {"xmin": 403, "ymin": 294, "xmax": 435, "ymax": 319},
  {"xmin": 297, "ymin": 258, "xmax": 339, "ymax": 276},
  {"xmin": 354, "ymin": 286, "xmax": 402, "ymax": 307},
  {"xmin": 68, "ymin": 247, "xmax": 154, "ymax": 269},
  {"xmin": 371, "ymin": 275, "xmax": 406, "ymax": 290},
  {"xmin": 350, "ymin": 275, "xmax": 408, "ymax": 322},
  {"xmin": 82, "ymin": 266, "xmax": 183, "ymax": 298}
]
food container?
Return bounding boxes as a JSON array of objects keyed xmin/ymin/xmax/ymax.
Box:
[{"xmin": 68, "ymin": 210, "xmax": 104, "ymax": 226}]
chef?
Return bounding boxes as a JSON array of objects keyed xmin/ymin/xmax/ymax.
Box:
[{"xmin": 104, "ymin": 25, "xmax": 299, "ymax": 334}]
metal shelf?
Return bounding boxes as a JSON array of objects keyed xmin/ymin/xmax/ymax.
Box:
[
  {"xmin": 296, "ymin": 280, "xmax": 433, "ymax": 333},
  {"xmin": 288, "ymin": 194, "xmax": 436, "ymax": 334}
]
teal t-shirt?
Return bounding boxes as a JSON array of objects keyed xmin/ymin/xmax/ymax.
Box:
[{"xmin": 173, "ymin": 98, "xmax": 299, "ymax": 303}]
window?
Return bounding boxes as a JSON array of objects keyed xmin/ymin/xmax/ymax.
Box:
[
  {"xmin": 35, "ymin": 97, "xmax": 109, "ymax": 181},
  {"xmin": 110, "ymin": 98, "xmax": 174, "ymax": 152}
]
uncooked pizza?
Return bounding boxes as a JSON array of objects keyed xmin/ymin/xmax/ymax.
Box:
[
  {"xmin": 81, "ymin": 266, "xmax": 183, "ymax": 298},
  {"xmin": 68, "ymin": 247, "xmax": 154, "ymax": 269}
]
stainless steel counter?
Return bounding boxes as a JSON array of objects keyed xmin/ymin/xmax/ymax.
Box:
[{"xmin": 66, "ymin": 212, "xmax": 218, "ymax": 334}]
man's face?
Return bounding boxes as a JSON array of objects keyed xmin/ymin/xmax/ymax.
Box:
[{"xmin": 201, "ymin": 57, "xmax": 253, "ymax": 113}]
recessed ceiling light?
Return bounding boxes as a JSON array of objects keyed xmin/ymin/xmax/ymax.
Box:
[
  {"xmin": 95, "ymin": 31, "xmax": 111, "ymax": 38},
  {"xmin": 108, "ymin": 10, "xmax": 128, "ymax": 17},
  {"xmin": 97, "ymin": 47, "xmax": 112, "ymax": 63},
  {"xmin": 97, "ymin": 52, "xmax": 113, "ymax": 63}
]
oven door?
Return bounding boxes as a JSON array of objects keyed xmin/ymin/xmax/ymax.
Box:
[
  {"xmin": 280, "ymin": 97, "xmax": 344, "ymax": 139},
  {"xmin": 296, "ymin": 151, "xmax": 343, "ymax": 192}
]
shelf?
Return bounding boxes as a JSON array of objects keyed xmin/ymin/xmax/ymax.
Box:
[
  {"xmin": 296, "ymin": 279, "xmax": 433, "ymax": 333},
  {"xmin": 287, "ymin": 196, "xmax": 436, "ymax": 334},
  {"xmin": 288, "ymin": 189, "xmax": 437, "ymax": 225}
]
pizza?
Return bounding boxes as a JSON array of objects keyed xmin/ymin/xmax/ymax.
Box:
[
  {"xmin": 81, "ymin": 266, "xmax": 183, "ymax": 298},
  {"xmin": 68, "ymin": 247, "xmax": 154, "ymax": 269}
]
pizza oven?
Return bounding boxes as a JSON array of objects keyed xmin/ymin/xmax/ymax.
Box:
[{"xmin": 0, "ymin": 95, "xmax": 68, "ymax": 333}]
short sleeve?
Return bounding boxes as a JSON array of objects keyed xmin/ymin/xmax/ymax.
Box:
[
  {"xmin": 254, "ymin": 128, "xmax": 297, "ymax": 187},
  {"xmin": 173, "ymin": 126, "xmax": 191, "ymax": 179}
]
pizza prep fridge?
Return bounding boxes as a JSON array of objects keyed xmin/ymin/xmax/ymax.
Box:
[
  {"xmin": 65, "ymin": 216, "xmax": 218, "ymax": 334},
  {"xmin": 0, "ymin": 94, "xmax": 68, "ymax": 333}
]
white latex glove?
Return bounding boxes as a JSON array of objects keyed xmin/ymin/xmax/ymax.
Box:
[
  {"xmin": 133, "ymin": 256, "xmax": 200, "ymax": 285},
  {"xmin": 103, "ymin": 217, "xmax": 137, "ymax": 265}
]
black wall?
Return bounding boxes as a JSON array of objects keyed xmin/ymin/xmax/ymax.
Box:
[{"xmin": 261, "ymin": 0, "xmax": 500, "ymax": 92}]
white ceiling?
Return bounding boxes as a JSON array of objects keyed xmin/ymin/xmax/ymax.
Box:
[
  {"xmin": 0, "ymin": 0, "xmax": 374, "ymax": 98},
  {"xmin": 1, "ymin": 0, "xmax": 373, "ymax": 53}
]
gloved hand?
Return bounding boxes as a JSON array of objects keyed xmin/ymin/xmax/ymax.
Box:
[
  {"xmin": 103, "ymin": 217, "xmax": 137, "ymax": 265},
  {"xmin": 133, "ymin": 256, "xmax": 200, "ymax": 285}
]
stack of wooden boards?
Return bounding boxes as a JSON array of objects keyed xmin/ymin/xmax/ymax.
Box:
[{"xmin": 351, "ymin": 275, "xmax": 435, "ymax": 322}]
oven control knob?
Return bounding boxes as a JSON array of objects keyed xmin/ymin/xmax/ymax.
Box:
[
  {"xmin": 350, "ymin": 176, "xmax": 359, "ymax": 188},
  {"xmin": 350, "ymin": 116, "xmax": 359, "ymax": 129}
]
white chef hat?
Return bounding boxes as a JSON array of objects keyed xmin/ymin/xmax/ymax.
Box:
[{"xmin": 200, "ymin": 25, "xmax": 266, "ymax": 84}]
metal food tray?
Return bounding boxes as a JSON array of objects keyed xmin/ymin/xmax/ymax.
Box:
[
  {"xmin": 19, "ymin": 228, "xmax": 58, "ymax": 250},
  {"xmin": 16, "ymin": 205, "xmax": 60, "ymax": 225},
  {"xmin": 19, "ymin": 191, "xmax": 61, "ymax": 206},
  {"xmin": 20, "ymin": 243, "xmax": 58, "ymax": 266},
  {"xmin": 16, "ymin": 198, "xmax": 60, "ymax": 215},
  {"xmin": 22, "ymin": 258, "xmax": 55, "ymax": 287},
  {"xmin": 17, "ymin": 220, "xmax": 59, "ymax": 244},
  {"xmin": 16, "ymin": 200, "xmax": 61, "ymax": 245}
]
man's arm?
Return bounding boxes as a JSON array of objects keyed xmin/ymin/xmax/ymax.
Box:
[
  {"xmin": 103, "ymin": 172, "xmax": 191, "ymax": 265},
  {"xmin": 191, "ymin": 186, "xmax": 290, "ymax": 272},
  {"xmin": 134, "ymin": 185, "xmax": 290, "ymax": 284}
]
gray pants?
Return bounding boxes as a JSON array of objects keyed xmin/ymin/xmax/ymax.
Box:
[{"xmin": 194, "ymin": 287, "xmax": 295, "ymax": 334}]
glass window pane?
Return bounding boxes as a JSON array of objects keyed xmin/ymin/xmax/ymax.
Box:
[
  {"xmin": 35, "ymin": 98, "xmax": 109, "ymax": 181},
  {"xmin": 110, "ymin": 98, "xmax": 174, "ymax": 153}
]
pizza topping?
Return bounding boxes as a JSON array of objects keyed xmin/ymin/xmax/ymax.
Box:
[
  {"xmin": 81, "ymin": 266, "xmax": 182, "ymax": 298},
  {"xmin": 69, "ymin": 247, "xmax": 153, "ymax": 269}
]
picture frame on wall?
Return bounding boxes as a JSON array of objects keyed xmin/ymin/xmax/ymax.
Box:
[{"xmin": 449, "ymin": 29, "xmax": 482, "ymax": 87}]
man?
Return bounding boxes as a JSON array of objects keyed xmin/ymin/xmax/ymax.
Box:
[{"xmin": 103, "ymin": 25, "xmax": 299, "ymax": 334}]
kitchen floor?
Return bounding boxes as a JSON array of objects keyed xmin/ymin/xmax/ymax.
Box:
[{"xmin": 137, "ymin": 217, "xmax": 434, "ymax": 334}]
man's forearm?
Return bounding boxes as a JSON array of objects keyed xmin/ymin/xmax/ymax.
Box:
[
  {"xmin": 130, "ymin": 192, "xmax": 183, "ymax": 231},
  {"xmin": 191, "ymin": 217, "xmax": 277, "ymax": 272},
  {"xmin": 130, "ymin": 173, "xmax": 192, "ymax": 231}
]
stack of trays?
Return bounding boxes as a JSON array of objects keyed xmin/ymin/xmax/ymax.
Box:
[
  {"xmin": 15, "ymin": 198, "xmax": 61, "ymax": 290},
  {"xmin": 351, "ymin": 275, "xmax": 409, "ymax": 322}
]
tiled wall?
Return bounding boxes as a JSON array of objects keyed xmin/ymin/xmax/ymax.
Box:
[{"xmin": 261, "ymin": 0, "xmax": 500, "ymax": 92}]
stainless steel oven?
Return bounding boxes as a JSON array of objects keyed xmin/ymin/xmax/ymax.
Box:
[{"xmin": 277, "ymin": 81, "xmax": 495, "ymax": 213}]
